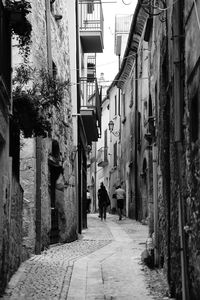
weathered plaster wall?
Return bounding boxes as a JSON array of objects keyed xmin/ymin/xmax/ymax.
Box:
[
  {"xmin": 20, "ymin": 138, "xmax": 36, "ymax": 258},
  {"xmin": 184, "ymin": 3, "xmax": 200, "ymax": 298},
  {"xmin": 19, "ymin": 0, "xmax": 76, "ymax": 257},
  {"xmin": 0, "ymin": 106, "xmax": 10, "ymax": 295}
]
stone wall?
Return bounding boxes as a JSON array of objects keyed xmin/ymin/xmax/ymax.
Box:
[
  {"xmin": 0, "ymin": 107, "xmax": 10, "ymax": 295},
  {"xmin": 0, "ymin": 175, "xmax": 23, "ymax": 296},
  {"xmin": 184, "ymin": 2, "xmax": 200, "ymax": 296},
  {"xmin": 9, "ymin": 176, "xmax": 24, "ymax": 280},
  {"xmin": 20, "ymin": 138, "xmax": 36, "ymax": 258},
  {"xmin": 18, "ymin": 0, "xmax": 76, "ymax": 258},
  {"xmin": 150, "ymin": 1, "xmax": 200, "ymax": 298}
]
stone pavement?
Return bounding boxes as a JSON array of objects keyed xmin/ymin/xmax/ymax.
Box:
[{"xmin": 2, "ymin": 214, "xmax": 154, "ymax": 300}]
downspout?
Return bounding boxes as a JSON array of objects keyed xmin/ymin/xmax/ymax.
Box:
[
  {"xmin": 134, "ymin": 54, "xmax": 138, "ymax": 220},
  {"xmin": 75, "ymin": 0, "xmax": 82, "ymax": 233},
  {"xmin": 153, "ymin": 143, "xmax": 158, "ymax": 265},
  {"xmin": 173, "ymin": 1, "xmax": 189, "ymax": 299},
  {"xmin": 94, "ymin": 141, "xmax": 97, "ymax": 212},
  {"xmin": 35, "ymin": 136, "xmax": 42, "ymax": 255}
]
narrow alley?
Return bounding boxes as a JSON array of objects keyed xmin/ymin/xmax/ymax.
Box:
[
  {"xmin": 1, "ymin": 1, "xmax": 200, "ymax": 299},
  {"xmin": 2, "ymin": 214, "xmax": 165, "ymax": 300}
]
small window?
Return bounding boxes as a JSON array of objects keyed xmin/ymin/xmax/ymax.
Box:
[
  {"xmin": 52, "ymin": 61, "xmax": 57, "ymax": 79},
  {"xmin": 113, "ymin": 142, "xmax": 117, "ymax": 167}
]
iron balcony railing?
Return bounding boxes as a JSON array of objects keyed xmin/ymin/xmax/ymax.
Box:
[
  {"xmin": 80, "ymin": 77, "xmax": 101, "ymax": 132},
  {"xmin": 79, "ymin": 0, "xmax": 103, "ymax": 33},
  {"xmin": 87, "ymin": 54, "xmax": 96, "ymax": 81},
  {"xmin": 97, "ymin": 147, "xmax": 108, "ymax": 166}
]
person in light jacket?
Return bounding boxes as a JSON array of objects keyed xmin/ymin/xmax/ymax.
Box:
[{"xmin": 114, "ymin": 185, "xmax": 126, "ymax": 220}]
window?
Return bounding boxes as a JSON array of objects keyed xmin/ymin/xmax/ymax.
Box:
[
  {"xmin": 115, "ymin": 95, "xmax": 117, "ymax": 116},
  {"xmin": 113, "ymin": 142, "xmax": 117, "ymax": 167},
  {"xmin": 52, "ymin": 61, "xmax": 57, "ymax": 79}
]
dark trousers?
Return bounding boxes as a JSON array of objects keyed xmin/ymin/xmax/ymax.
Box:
[
  {"xmin": 99, "ymin": 205, "xmax": 107, "ymax": 220},
  {"xmin": 117, "ymin": 199, "xmax": 124, "ymax": 220}
]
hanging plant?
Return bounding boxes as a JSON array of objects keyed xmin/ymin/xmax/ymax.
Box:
[
  {"xmin": 5, "ymin": 0, "xmax": 32, "ymax": 61},
  {"xmin": 12, "ymin": 64, "xmax": 70, "ymax": 137}
]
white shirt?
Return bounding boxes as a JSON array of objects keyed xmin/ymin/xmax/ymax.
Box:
[{"xmin": 115, "ymin": 188, "xmax": 126, "ymax": 200}]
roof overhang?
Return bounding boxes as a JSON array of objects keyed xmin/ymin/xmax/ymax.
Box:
[{"xmin": 116, "ymin": 3, "xmax": 149, "ymax": 89}]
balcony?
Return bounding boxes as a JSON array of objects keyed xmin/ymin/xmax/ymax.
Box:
[
  {"xmin": 80, "ymin": 77, "xmax": 101, "ymax": 144},
  {"xmin": 87, "ymin": 54, "xmax": 96, "ymax": 82},
  {"xmin": 79, "ymin": 0, "xmax": 104, "ymax": 53},
  {"xmin": 97, "ymin": 147, "xmax": 108, "ymax": 167}
]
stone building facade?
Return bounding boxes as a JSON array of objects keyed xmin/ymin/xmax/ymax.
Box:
[
  {"xmin": 17, "ymin": 0, "xmax": 77, "ymax": 256},
  {"xmin": 0, "ymin": 0, "xmax": 77, "ymax": 295},
  {"xmin": 0, "ymin": 1, "xmax": 24, "ymax": 295},
  {"xmin": 146, "ymin": 1, "xmax": 200, "ymax": 298},
  {"xmin": 108, "ymin": 0, "xmax": 200, "ymax": 299}
]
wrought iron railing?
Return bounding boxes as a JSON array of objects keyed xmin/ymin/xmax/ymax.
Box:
[
  {"xmin": 79, "ymin": 0, "xmax": 103, "ymax": 33},
  {"xmin": 80, "ymin": 77, "xmax": 101, "ymax": 133},
  {"xmin": 87, "ymin": 54, "xmax": 96, "ymax": 81}
]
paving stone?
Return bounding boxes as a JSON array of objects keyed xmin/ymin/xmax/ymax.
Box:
[{"xmin": 2, "ymin": 214, "xmax": 168, "ymax": 299}]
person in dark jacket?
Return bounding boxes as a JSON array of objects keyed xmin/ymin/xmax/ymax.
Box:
[{"xmin": 98, "ymin": 182, "xmax": 110, "ymax": 221}]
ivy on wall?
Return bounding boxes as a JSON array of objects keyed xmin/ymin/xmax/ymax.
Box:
[
  {"xmin": 12, "ymin": 64, "xmax": 70, "ymax": 137},
  {"xmin": 5, "ymin": 0, "xmax": 32, "ymax": 61}
]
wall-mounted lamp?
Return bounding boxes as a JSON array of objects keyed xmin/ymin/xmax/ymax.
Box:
[{"xmin": 108, "ymin": 120, "xmax": 120, "ymax": 137}]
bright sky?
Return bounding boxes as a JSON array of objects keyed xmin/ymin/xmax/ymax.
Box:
[{"xmin": 97, "ymin": 0, "xmax": 137, "ymax": 83}]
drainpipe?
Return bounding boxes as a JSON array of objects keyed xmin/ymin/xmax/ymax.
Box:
[
  {"xmin": 173, "ymin": 0, "xmax": 189, "ymax": 299},
  {"xmin": 134, "ymin": 53, "xmax": 138, "ymax": 220},
  {"xmin": 94, "ymin": 141, "xmax": 97, "ymax": 212},
  {"xmin": 35, "ymin": 136, "xmax": 42, "ymax": 254},
  {"xmin": 153, "ymin": 144, "xmax": 158, "ymax": 266},
  {"xmin": 75, "ymin": 0, "xmax": 82, "ymax": 233}
]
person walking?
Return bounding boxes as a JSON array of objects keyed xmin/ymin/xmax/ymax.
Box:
[
  {"xmin": 98, "ymin": 182, "xmax": 110, "ymax": 221},
  {"xmin": 86, "ymin": 189, "xmax": 91, "ymax": 213},
  {"xmin": 114, "ymin": 184, "xmax": 126, "ymax": 220}
]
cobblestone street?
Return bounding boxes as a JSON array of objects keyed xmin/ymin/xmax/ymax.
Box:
[{"xmin": 2, "ymin": 214, "xmax": 168, "ymax": 300}]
